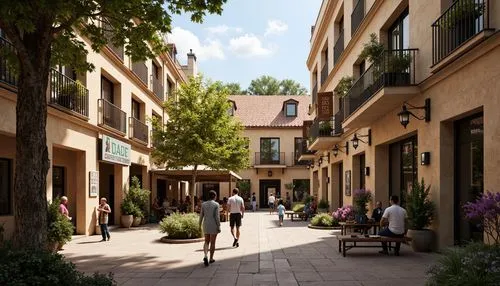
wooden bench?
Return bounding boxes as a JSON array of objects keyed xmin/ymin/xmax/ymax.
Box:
[
  {"xmin": 285, "ymin": 211, "xmax": 305, "ymax": 221},
  {"xmin": 336, "ymin": 235, "xmax": 412, "ymax": 257}
]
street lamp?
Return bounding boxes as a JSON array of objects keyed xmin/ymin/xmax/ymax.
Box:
[
  {"xmin": 332, "ymin": 142, "xmax": 349, "ymax": 157},
  {"xmin": 351, "ymin": 129, "xmax": 371, "ymax": 150},
  {"xmin": 398, "ymin": 98, "xmax": 431, "ymax": 128}
]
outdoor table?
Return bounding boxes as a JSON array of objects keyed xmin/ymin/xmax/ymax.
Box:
[{"xmin": 339, "ymin": 221, "xmax": 380, "ymax": 235}]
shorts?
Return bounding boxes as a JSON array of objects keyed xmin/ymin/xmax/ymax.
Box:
[
  {"xmin": 278, "ymin": 214, "xmax": 284, "ymax": 221},
  {"xmin": 269, "ymin": 203, "xmax": 275, "ymax": 209},
  {"xmin": 230, "ymin": 213, "xmax": 242, "ymax": 228}
]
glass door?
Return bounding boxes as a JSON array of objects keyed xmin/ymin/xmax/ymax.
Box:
[
  {"xmin": 389, "ymin": 136, "xmax": 418, "ymax": 207},
  {"xmin": 260, "ymin": 138, "xmax": 280, "ymax": 164}
]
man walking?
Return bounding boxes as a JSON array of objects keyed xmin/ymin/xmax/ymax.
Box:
[
  {"xmin": 268, "ymin": 193, "xmax": 276, "ymax": 214},
  {"xmin": 379, "ymin": 195, "xmax": 407, "ymax": 256},
  {"xmin": 251, "ymin": 192, "xmax": 257, "ymax": 212},
  {"xmin": 228, "ymin": 188, "xmax": 245, "ymax": 247}
]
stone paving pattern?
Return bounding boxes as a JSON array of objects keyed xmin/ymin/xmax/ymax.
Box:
[{"xmin": 62, "ymin": 212, "xmax": 437, "ymax": 286}]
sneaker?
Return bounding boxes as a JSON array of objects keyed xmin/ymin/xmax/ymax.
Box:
[
  {"xmin": 107, "ymin": 236, "xmax": 110, "ymax": 241},
  {"xmin": 236, "ymin": 242, "xmax": 239, "ymax": 247},
  {"xmin": 99, "ymin": 239, "xmax": 106, "ymax": 242},
  {"xmin": 203, "ymin": 257, "xmax": 209, "ymax": 266},
  {"xmin": 232, "ymin": 238, "xmax": 237, "ymax": 247},
  {"xmin": 209, "ymin": 259, "xmax": 215, "ymax": 264}
]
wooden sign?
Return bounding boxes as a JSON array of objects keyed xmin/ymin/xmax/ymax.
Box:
[
  {"xmin": 303, "ymin": 120, "xmax": 313, "ymax": 138},
  {"xmin": 317, "ymin": 92, "xmax": 333, "ymax": 120}
]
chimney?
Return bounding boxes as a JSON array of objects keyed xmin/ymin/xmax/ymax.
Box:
[{"xmin": 186, "ymin": 49, "xmax": 197, "ymax": 77}]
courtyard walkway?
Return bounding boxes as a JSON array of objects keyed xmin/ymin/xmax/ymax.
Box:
[{"xmin": 62, "ymin": 212, "xmax": 437, "ymax": 286}]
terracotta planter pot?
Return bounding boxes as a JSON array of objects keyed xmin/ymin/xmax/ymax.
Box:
[
  {"xmin": 140, "ymin": 217, "xmax": 147, "ymax": 225},
  {"xmin": 120, "ymin": 215, "xmax": 133, "ymax": 228},
  {"xmin": 407, "ymin": 229, "xmax": 434, "ymax": 252},
  {"xmin": 132, "ymin": 216, "xmax": 142, "ymax": 227}
]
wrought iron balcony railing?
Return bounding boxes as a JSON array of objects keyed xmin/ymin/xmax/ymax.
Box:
[
  {"xmin": 334, "ymin": 29, "xmax": 345, "ymax": 65},
  {"xmin": 0, "ymin": 36, "xmax": 17, "ymax": 87},
  {"xmin": 254, "ymin": 152, "xmax": 286, "ymax": 165},
  {"xmin": 99, "ymin": 99, "xmax": 127, "ymax": 134},
  {"xmin": 49, "ymin": 69, "xmax": 89, "ymax": 117},
  {"xmin": 153, "ymin": 77, "xmax": 164, "ymax": 101},
  {"xmin": 432, "ymin": 0, "xmax": 489, "ymax": 65},
  {"xmin": 310, "ymin": 111, "xmax": 343, "ymax": 141},
  {"xmin": 130, "ymin": 117, "xmax": 149, "ymax": 144},
  {"xmin": 351, "ymin": 0, "xmax": 365, "ymax": 36},
  {"xmin": 312, "ymin": 83, "xmax": 318, "ymax": 105},
  {"xmin": 132, "ymin": 61, "xmax": 148, "ymax": 85},
  {"xmin": 321, "ymin": 63, "xmax": 328, "ymax": 86},
  {"xmin": 344, "ymin": 49, "xmax": 417, "ymax": 119}
]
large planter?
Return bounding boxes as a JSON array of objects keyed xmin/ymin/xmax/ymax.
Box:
[
  {"xmin": 407, "ymin": 229, "xmax": 434, "ymax": 252},
  {"xmin": 120, "ymin": 214, "xmax": 133, "ymax": 228},
  {"xmin": 132, "ymin": 216, "xmax": 142, "ymax": 227}
]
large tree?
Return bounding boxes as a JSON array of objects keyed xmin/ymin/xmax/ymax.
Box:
[
  {"xmin": 152, "ymin": 76, "xmax": 249, "ymax": 212},
  {"xmin": 246, "ymin": 75, "xmax": 307, "ymax": 95},
  {"xmin": 214, "ymin": 81, "xmax": 247, "ymax": 95},
  {"xmin": 0, "ymin": 0, "xmax": 226, "ymax": 249}
]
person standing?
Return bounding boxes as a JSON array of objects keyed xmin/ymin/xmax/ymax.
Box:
[
  {"xmin": 277, "ymin": 200, "xmax": 286, "ymax": 227},
  {"xmin": 199, "ymin": 190, "xmax": 221, "ymax": 266},
  {"xmin": 251, "ymin": 192, "xmax": 257, "ymax": 212},
  {"xmin": 379, "ymin": 195, "xmax": 407, "ymax": 256},
  {"xmin": 98, "ymin": 197, "xmax": 111, "ymax": 242},
  {"xmin": 59, "ymin": 196, "xmax": 72, "ymax": 221},
  {"xmin": 228, "ymin": 188, "xmax": 245, "ymax": 248},
  {"xmin": 268, "ymin": 193, "xmax": 276, "ymax": 214}
]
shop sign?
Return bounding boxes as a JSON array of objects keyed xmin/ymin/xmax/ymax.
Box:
[
  {"xmin": 89, "ymin": 171, "xmax": 99, "ymax": 198},
  {"xmin": 102, "ymin": 134, "xmax": 131, "ymax": 166},
  {"xmin": 317, "ymin": 92, "xmax": 333, "ymax": 120}
]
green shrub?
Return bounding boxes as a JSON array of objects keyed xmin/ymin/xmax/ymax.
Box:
[
  {"xmin": 427, "ymin": 243, "xmax": 500, "ymax": 286},
  {"xmin": 318, "ymin": 199, "xmax": 329, "ymax": 209},
  {"xmin": 48, "ymin": 198, "xmax": 74, "ymax": 246},
  {"xmin": 120, "ymin": 198, "xmax": 139, "ymax": 216},
  {"xmin": 292, "ymin": 204, "xmax": 305, "ymax": 212},
  {"xmin": 127, "ymin": 177, "xmax": 150, "ymax": 217},
  {"xmin": 407, "ymin": 178, "xmax": 435, "ymax": 230},
  {"xmin": 311, "ymin": 213, "xmax": 339, "ymax": 227},
  {"xmin": 159, "ymin": 213, "xmax": 203, "ymax": 239},
  {"xmin": 0, "ymin": 247, "xmax": 115, "ymax": 286}
]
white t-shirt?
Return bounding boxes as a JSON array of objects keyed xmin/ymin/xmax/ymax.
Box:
[
  {"xmin": 382, "ymin": 204, "xmax": 407, "ymax": 235},
  {"xmin": 268, "ymin": 196, "xmax": 276, "ymax": 204},
  {"xmin": 228, "ymin": 195, "xmax": 244, "ymax": 214}
]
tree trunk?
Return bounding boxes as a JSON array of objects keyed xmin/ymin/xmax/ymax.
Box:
[
  {"xmin": 12, "ymin": 33, "xmax": 52, "ymax": 249},
  {"xmin": 190, "ymin": 165, "xmax": 198, "ymax": 213}
]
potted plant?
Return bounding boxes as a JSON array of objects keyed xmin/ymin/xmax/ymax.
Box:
[
  {"xmin": 120, "ymin": 198, "xmax": 136, "ymax": 228},
  {"xmin": 439, "ymin": 0, "xmax": 485, "ymax": 37},
  {"xmin": 383, "ymin": 51, "xmax": 412, "ymax": 86},
  {"xmin": 317, "ymin": 199, "xmax": 329, "ymax": 213},
  {"xmin": 332, "ymin": 205, "xmax": 355, "ymax": 222},
  {"xmin": 406, "ymin": 178, "xmax": 436, "ymax": 252},
  {"xmin": 47, "ymin": 198, "xmax": 74, "ymax": 251},
  {"xmin": 353, "ymin": 189, "xmax": 372, "ymax": 224},
  {"xmin": 127, "ymin": 176, "xmax": 151, "ymax": 225},
  {"xmin": 334, "ymin": 76, "xmax": 354, "ymax": 98},
  {"xmin": 319, "ymin": 121, "xmax": 332, "ymax": 136},
  {"xmin": 132, "ymin": 208, "xmax": 143, "ymax": 227}
]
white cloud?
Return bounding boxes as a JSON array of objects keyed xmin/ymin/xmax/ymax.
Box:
[
  {"xmin": 169, "ymin": 27, "xmax": 225, "ymax": 61},
  {"xmin": 265, "ymin": 19, "xmax": 288, "ymax": 36},
  {"xmin": 205, "ymin": 25, "xmax": 243, "ymax": 35},
  {"xmin": 229, "ymin": 34, "xmax": 274, "ymax": 57}
]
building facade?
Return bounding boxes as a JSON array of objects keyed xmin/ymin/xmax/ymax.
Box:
[
  {"xmin": 304, "ymin": 0, "xmax": 500, "ymax": 249},
  {"xmin": 204, "ymin": 95, "xmax": 312, "ymax": 208},
  {"xmin": 0, "ymin": 29, "xmax": 193, "ymax": 237}
]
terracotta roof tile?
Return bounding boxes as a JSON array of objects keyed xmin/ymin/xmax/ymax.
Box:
[{"xmin": 229, "ymin": 95, "xmax": 312, "ymax": 127}]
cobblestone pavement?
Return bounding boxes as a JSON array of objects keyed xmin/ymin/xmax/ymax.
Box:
[{"xmin": 62, "ymin": 212, "xmax": 438, "ymax": 286}]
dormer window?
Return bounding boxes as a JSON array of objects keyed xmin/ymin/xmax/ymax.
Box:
[{"xmin": 285, "ymin": 102, "xmax": 297, "ymax": 117}]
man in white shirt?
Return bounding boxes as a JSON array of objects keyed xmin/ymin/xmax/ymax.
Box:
[
  {"xmin": 379, "ymin": 195, "xmax": 407, "ymax": 256},
  {"xmin": 268, "ymin": 193, "xmax": 276, "ymax": 214},
  {"xmin": 228, "ymin": 188, "xmax": 245, "ymax": 247}
]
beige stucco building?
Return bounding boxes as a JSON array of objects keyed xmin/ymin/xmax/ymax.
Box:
[
  {"xmin": 303, "ymin": 0, "xmax": 500, "ymax": 249},
  {"xmin": 0, "ymin": 29, "xmax": 195, "ymax": 237},
  {"xmin": 200, "ymin": 95, "xmax": 312, "ymax": 208}
]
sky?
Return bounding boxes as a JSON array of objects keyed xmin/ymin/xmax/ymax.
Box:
[{"xmin": 168, "ymin": 0, "xmax": 323, "ymax": 91}]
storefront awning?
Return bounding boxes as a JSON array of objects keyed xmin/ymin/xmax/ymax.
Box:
[{"xmin": 151, "ymin": 168, "xmax": 241, "ymax": 182}]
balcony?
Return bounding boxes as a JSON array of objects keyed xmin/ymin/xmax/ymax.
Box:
[
  {"xmin": 308, "ymin": 110, "xmax": 344, "ymax": 151},
  {"xmin": 153, "ymin": 77, "xmax": 164, "ymax": 101},
  {"xmin": 334, "ymin": 29, "xmax": 345, "ymax": 65},
  {"xmin": 98, "ymin": 99, "xmax": 127, "ymax": 134},
  {"xmin": 129, "ymin": 117, "xmax": 149, "ymax": 144},
  {"xmin": 351, "ymin": 0, "xmax": 365, "ymax": 36},
  {"xmin": 296, "ymin": 138, "xmax": 316, "ymax": 161},
  {"xmin": 0, "ymin": 36, "xmax": 17, "ymax": 87},
  {"xmin": 132, "ymin": 61, "xmax": 148, "ymax": 85},
  {"xmin": 103, "ymin": 22, "xmax": 124, "ymax": 61},
  {"xmin": 431, "ymin": 0, "xmax": 492, "ymax": 68},
  {"xmin": 293, "ymin": 152, "xmax": 312, "ymax": 166},
  {"xmin": 320, "ymin": 63, "xmax": 328, "ymax": 86},
  {"xmin": 343, "ymin": 49, "xmax": 419, "ymax": 129},
  {"xmin": 254, "ymin": 152, "xmax": 286, "ymax": 167},
  {"xmin": 49, "ymin": 69, "xmax": 89, "ymax": 118},
  {"xmin": 312, "ymin": 83, "xmax": 318, "ymax": 105}
]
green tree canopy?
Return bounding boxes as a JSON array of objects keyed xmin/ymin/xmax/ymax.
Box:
[
  {"xmin": 245, "ymin": 75, "xmax": 307, "ymax": 95},
  {"xmin": 152, "ymin": 76, "xmax": 249, "ymax": 211},
  {"xmin": 279, "ymin": 79, "xmax": 308, "ymax": 95},
  {"xmin": 0, "ymin": 0, "xmax": 227, "ymax": 249},
  {"xmin": 214, "ymin": 81, "xmax": 247, "ymax": 95}
]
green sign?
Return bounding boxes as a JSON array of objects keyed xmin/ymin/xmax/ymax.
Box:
[{"xmin": 102, "ymin": 135, "xmax": 131, "ymax": 166}]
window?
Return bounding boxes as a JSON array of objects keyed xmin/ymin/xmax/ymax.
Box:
[
  {"xmin": 101, "ymin": 76, "xmax": 114, "ymax": 103},
  {"xmin": 52, "ymin": 166, "xmax": 65, "ymax": 201},
  {"xmin": 0, "ymin": 158, "xmax": 12, "ymax": 215},
  {"xmin": 285, "ymin": 103, "xmax": 297, "ymax": 117},
  {"xmin": 389, "ymin": 8, "xmax": 409, "ymax": 50},
  {"xmin": 152, "ymin": 62, "xmax": 160, "ymax": 80},
  {"xmin": 359, "ymin": 60, "xmax": 366, "ymax": 76},
  {"xmin": 131, "ymin": 99, "xmax": 141, "ymax": 119},
  {"xmin": 260, "ymin": 138, "xmax": 280, "ymax": 164},
  {"xmin": 359, "ymin": 154, "xmax": 366, "ymax": 189}
]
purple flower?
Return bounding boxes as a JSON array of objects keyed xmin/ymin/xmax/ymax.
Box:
[{"xmin": 463, "ymin": 191, "xmax": 500, "ymax": 245}]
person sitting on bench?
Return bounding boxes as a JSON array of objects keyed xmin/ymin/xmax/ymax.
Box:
[{"xmin": 378, "ymin": 195, "xmax": 407, "ymax": 256}]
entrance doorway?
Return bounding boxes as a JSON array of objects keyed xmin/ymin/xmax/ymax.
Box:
[
  {"xmin": 389, "ymin": 136, "xmax": 418, "ymax": 207},
  {"xmin": 157, "ymin": 179, "xmax": 167, "ymax": 204},
  {"xmin": 99, "ymin": 162, "xmax": 115, "ymax": 225},
  {"xmin": 202, "ymin": 183, "xmax": 220, "ymax": 201},
  {"xmin": 454, "ymin": 114, "xmax": 484, "ymax": 244},
  {"xmin": 52, "ymin": 166, "xmax": 65, "ymax": 200},
  {"xmin": 259, "ymin": 180, "xmax": 281, "ymax": 208}
]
